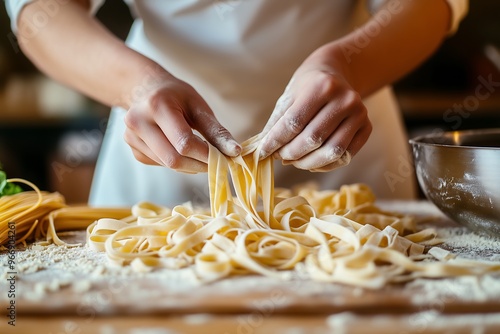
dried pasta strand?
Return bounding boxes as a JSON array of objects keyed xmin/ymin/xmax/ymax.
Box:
[
  {"xmin": 1, "ymin": 178, "xmax": 65, "ymax": 247},
  {"xmin": 0, "ymin": 179, "xmax": 130, "ymax": 248}
]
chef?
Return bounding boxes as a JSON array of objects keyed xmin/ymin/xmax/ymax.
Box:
[{"xmin": 6, "ymin": 0, "xmax": 468, "ymax": 207}]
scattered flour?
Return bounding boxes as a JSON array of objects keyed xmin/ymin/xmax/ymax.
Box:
[
  {"xmin": 437, "ymin": 226, "xmax": 500, "ymax": 260},
  {"xmin": 407, "ymin": 224, "xmax": 500, "ymax": 306},
  {"xmin": 383, "ymin": 201, "xmax": 500, "ymax": 306},
  {"xmin": 0, "ymin": 231, "xmax": 200, "ymax": 304}
]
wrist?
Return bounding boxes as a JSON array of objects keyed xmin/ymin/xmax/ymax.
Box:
[
  {"xmin": 115, "ymin": 56, "xmax": 174, "ymax": 110},
  {"xmin": 302, "ymin": 43, "xmax": 354, "ymax": 87}
]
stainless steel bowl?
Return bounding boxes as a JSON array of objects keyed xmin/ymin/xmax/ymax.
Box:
[{"xmin": 409, "ymin": 128, "xmax": 500, "ymax": 236}]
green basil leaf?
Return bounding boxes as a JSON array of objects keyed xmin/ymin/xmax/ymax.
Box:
[
  {"xmin": 0, "ymin": 171, "xmax": 7, "ymax": 195},
  {"xmin": 0, "ymin": 170, "xmax": 23, "ymax": 197}
]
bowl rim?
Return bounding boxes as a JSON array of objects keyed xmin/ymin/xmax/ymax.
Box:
[{"xmin": 409, "ymin": 128, "xmax": 500, "ymax": 150}]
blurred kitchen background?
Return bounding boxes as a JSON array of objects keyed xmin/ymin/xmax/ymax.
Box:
[{"xmin": 1, "ymin": 1, "xmax": 499, "ymax": 204}]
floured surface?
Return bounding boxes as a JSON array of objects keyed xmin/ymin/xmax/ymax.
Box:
[{"xmin": 1, "ymin": 201, "xmax": 500, "ymax": 316}]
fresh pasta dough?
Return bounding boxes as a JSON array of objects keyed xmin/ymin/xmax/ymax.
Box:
[{"xmin": 85, "ymin": 136, "xmax": 500, "ymax": 288}]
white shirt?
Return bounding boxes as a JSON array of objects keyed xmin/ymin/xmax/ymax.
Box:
[{"xmin": 6, "ymin": 0, "xmax": 469, "ymax": 207}]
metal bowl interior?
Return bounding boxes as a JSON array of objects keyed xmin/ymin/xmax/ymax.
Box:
[{"xmin": 409, "ymin": 128, "xmax": 500, "ymax": 236}]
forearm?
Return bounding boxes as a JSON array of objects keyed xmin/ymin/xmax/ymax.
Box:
[
  {"xmin": 310, "ymin": 0, "xmax": 451, "ymax": 97},
  {"xmin": 17, "ymin": 0, "xmax": 164, "ymax": 109}
]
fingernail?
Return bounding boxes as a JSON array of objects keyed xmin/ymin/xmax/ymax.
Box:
[
  {"xmin": 259, "ymin": 137, "xmax": 281, "ymax": 160},
  {"xmin": 282, "ymin": 160, "xmax": 292, "ymax": 166},
  {"xmin": 221, "ymin": 140, "xmax": 241, "ymax": 157},
  {"xmin": 231, "ymin": 141, "xmax": 242, "ymax": 156},
  {"xmin": 259, "ymin": 149, "xmax": 269, "ymax": 160}
]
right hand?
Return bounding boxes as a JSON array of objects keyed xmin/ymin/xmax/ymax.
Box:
[
  {"xmin": 258, "ymin": 58, "xmax": 371, "ymax": 172},
  {"xmin": 123, "ymin": 75, "xmax": 241, "ymax": 173}
]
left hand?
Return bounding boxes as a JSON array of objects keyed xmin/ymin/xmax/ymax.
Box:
[{"xmin": 258, "ymin": 52, "xmax": 372, "ymax": 172}]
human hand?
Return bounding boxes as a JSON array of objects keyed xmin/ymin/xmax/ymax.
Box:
[
  {"xmin": 123, "ymin": 75, "xmax": 241, "ymax": 173},
  {"xmin": 258, "ymin": 54, "xmax": 372, "ymax": 172}
]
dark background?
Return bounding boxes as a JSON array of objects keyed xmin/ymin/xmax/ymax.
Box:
[{"xmin": 1, "ymin": 1, "xmax": 499, "ymax": 203}]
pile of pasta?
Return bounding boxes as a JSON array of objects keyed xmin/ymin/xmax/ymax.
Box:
[
  {"xmin": 2, "ymin": 136, "xmax": 500, "ymax": 288},
  {"xmin": 0, "ymin": 178, "xmax": 66, "ymax": 246},
  {"xmin": 84, "ymin": 136, "xmax": 499, "ymax": 288},
  {"xmin": 0, "ymin": 178, "xmax": 130, "ymax": 248}
]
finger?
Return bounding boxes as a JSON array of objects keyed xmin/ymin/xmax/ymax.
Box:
[
  {"xmin": 130, "ymin": 148, "xmax": 161, "ymax": 166},
  {"xmin": 310, "ymin": 151, "xmax": 351, "ymax": 172},
  {"xmin": 287, "ymin": 116, "xmax": 358, "ymax": 170},
  {"xmin": 261, "ymin": 88, "xmax": 294, "ymax": 135},
  {"xmin": 204, "ymin": 122, "xmax": 241, "ymax": 157},
  {"xmin": 297, "ymin": 122, "xmax": 371, "ymax": 172},
  {"xmin": 188, "ymin": 99, "xmax": 241, "ymax": 157},
  {"xmin": 288, "ymin": 144, "xmax": 347, "ymax": 171},
  {"xmin": 346, "ymin": 122, "xmax": 372, "ymax": 157},
  {"xmin": 311, "ymin": 122, "xmax": 370, "ymax": 172},
  {"xmin": 129, "ymin": 147, "xmax": 199, "ymax": 174},
  {"xmin": 276, "ymin": 99, "xmax": 349, "ymax": 161},
  {"xmin": 140, "ymin": 124, "xmax": 208, "ymax": 173},
  {"xmin": 259, "ymin": 88, "xmax": 329, "ymax": 160},
  {"xmin": 126, "ymin": 113, "xmax": 208, "ymax": 172},
  {"xmin": 153, "ymin": 102, "xmax": 211, "ymax": 164},
  {"xmin": 124, "ymin": 129, "xmax": 163, "ymax": 165},
  {"xmin": 124, "ymin": 105, "xmax": 208, "ymax": 172}
]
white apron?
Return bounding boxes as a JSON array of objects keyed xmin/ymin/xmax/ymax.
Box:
[{"xmin": 89, "ymin": 0, "xmax": 417, "ymax": 207}]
